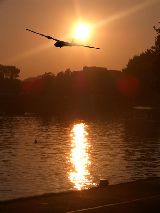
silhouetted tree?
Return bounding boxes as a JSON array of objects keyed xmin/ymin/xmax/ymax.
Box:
[
  {"xmin": 0, "ymin": 64, "xmax": 21, "ymax": 113},
  {"xmin": 152, "ymin": 22, "xmax": 160, "ymax": 53},
  {"xmin": 123, "ymin": 23, "xmax": 160, "ymax": 104},
  {"xmin": 0, "ymin": 64, "xmax": 20, "ymax": 79}
]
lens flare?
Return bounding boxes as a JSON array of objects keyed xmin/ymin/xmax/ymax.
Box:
[{"xmin": 95, "ymin": 0, "xmax": 159, "ymax": 28}]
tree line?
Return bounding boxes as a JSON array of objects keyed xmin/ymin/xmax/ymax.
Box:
[{"xmin": 0, "ymin": 23, "xmax": 160, "ymax": 115}]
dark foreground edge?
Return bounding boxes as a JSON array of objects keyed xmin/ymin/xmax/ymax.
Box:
[{"xmin": 0, "ymin": 177, "xmax": 160, "ymax": 213}]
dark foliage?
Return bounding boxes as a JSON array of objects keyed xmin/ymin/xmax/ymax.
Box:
[
  {"xmin": 0, "ymin": 65, "xmax": 21, "ymax": 113},
  {"xmin": 123, "ymin": 23, "xmax": 160, "ymax": 104}
]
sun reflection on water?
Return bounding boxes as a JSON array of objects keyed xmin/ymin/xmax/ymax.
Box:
[{"xmin": 69, "ymin": 123, "xmax": 93, "ymax": 190}]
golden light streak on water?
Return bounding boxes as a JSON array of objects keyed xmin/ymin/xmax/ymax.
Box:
[{"xmin": 69, "ymin": 123, "xmax": 93, "ymax": 190}]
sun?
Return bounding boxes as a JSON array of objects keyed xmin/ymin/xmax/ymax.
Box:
[{"xmin": 74, "ymin": 23, "xmax": 91, "ymax": 41}]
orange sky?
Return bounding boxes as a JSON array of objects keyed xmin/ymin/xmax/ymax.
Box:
[{"xmin": 0, "ymin": 0, "xmax": 160, "ymax": 79}]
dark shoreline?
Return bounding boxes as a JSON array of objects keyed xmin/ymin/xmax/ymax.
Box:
[
  {"xmin": 0, "ymin": 177, "xmax": 157, "ymax": 203},
  {"xmin": 1, "ymin": 177, "xmax": 160, "ymax": 212}
]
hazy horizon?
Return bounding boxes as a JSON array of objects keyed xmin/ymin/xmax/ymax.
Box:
[{"xmin": 0, "ymin": 0, "xmax": 160, "ymax": 79}]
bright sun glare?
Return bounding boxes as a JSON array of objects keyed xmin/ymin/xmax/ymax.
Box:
[{"xmin": 74, "ymin": 23, "xmax": 91, "ymax": 41}]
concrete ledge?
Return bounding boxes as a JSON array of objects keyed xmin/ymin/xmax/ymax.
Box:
[{"xmin": 0, "ymin": 177, "xmax": 160, "ymax": 213}]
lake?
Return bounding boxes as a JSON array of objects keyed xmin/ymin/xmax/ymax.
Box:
[{"xmin": 0, "ymin": 111, "xmax": 160, "ymax": 201}]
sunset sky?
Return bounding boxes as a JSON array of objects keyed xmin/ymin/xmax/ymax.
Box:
[{"xmin": 0, "ymin": 0, "xmax": 160, "ymax": 79}]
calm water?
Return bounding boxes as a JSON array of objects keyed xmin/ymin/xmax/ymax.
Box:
[{"xmin": 0, "ymin": 112, "xmax": 160, "ymax": 201}]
